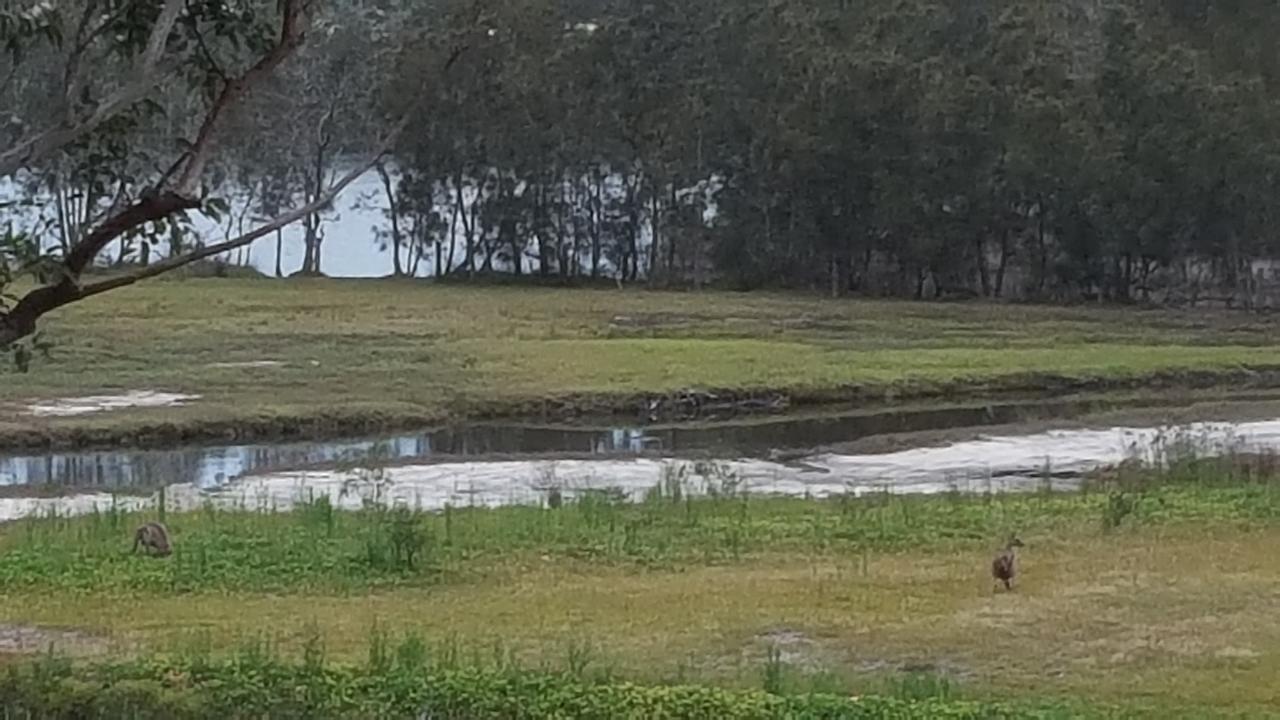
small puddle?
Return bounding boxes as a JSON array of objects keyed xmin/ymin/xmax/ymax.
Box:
[
  {"xmin": 1, "ymin": 396, "xmax": 1278, "ymax": 520},
  {"xmin": 21, "ymin": 391, "xmax": 198, "ymax": 417}
]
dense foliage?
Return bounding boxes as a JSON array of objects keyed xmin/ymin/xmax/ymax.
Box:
[
  {"xmin": 381, "ymin": 0, "xmax": 1280, "ymax": 303},
  {"xmin": 0, "ymin": 656, "xmax": 1127, "ymax": 719}
]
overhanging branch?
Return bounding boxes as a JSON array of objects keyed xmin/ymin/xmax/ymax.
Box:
[{"xmin": 79, "ymin": 119, "xmax": 409, "ymax": 298}]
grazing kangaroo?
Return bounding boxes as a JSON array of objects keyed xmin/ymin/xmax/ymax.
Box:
[
  {"xmin": 991, "ymin": 535, "xmax": 1024, "ymax": 591},
  {"xmin": 132, "ymin": 522, "xmax": 172, "ymax": 557}
]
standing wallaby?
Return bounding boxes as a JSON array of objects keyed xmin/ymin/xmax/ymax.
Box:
[
  {"xmin": 132, "ymin": 522, "xmax": 172, "ymax": 557},
  {"xmin": 991, "ymin": 535, "xmax": 1024, "ymax": 591}
]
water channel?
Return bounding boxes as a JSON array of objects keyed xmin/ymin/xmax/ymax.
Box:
[{"xmin": 2, "ymin": 395, "xmax": 1279, "ymax": 521}]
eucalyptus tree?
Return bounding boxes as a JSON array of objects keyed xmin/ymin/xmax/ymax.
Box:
[{"xmin": 0, "ymin": 0, "xmax": 482, "ymax": 359}]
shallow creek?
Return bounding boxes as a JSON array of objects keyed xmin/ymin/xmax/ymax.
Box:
[{"xmin": 2, "ymin": 397, "xmax": 1278, "ymax": 520}]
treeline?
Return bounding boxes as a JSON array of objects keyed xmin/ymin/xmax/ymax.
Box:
[
  {"xmin": 379, "ymin": 0, "xmax": 1280, "ymax": 304},
  {"xmin": 5, "ymin": 0, "xmax": 1280, "ymax": 306}
]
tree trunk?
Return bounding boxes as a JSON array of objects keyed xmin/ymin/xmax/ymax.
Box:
[
  {"xmin": 666, "ymin": 179, "xmax": 678, "ymax": 284},
  {"xmin": 312, "ymin": 225, "xmax": 324, "ymax": 274},
  {"xmin": 536, "ymin": 180, "xmax": 551, "ymax": 277},
  {"xmin": 435, "ymin": 227, "xmax": 443, "ymax": 279},
  {"xmin": 626, "ymin": 175, "xmax": 640, "ymax": 282},
  {"xmin": 1121, "ymin": 253, "xmax": 1134, "ymax": 302},
  {"xmin": 646, "ymin": 177, "xmax": 659, "ymax": 283},
  {"xmin": 589, "ymin": 168, "xmax": 602, "ymax": 279},
  {"xmin": 301, "ymin": 218, "xmax": 316, "ymax": 274},
  {"xmin": 557, "ymin": 174, "xmax": 571, "ymax": 280},
  {"xmin": 856, "ymin": 245, "xmax": 873, "ymax": 294},
  {"xmin": 376, "ymin": 162, "xmax": 404, "ymax": 277},
  {"xmin": 994, "ymin": 229, "xmax": 1012, "ymax": 298},
  {"xmin": 973, "ymin": 234, "xmax": 991, "ymax": 297},
  {"xmin": 454, "ymin": 170, "xmax": 476, "ymax": 278},
  {"xmin": 508, "ymin": 216, "xmax": 522, "ymax": 277},
  {"xmin": 1036, "ymin": 199, "xmax": 1049, "ymax": 295},
  {"xmin": 445, "ymin": 201, "xmax": 459, "ymax": 277},
  {"xmin": 274, "ymin": 229, "xmax": 283, "ymax": 278},
  {"xmin": 564, "ymin": 174, "xmax": 576, "ymax": 280}
]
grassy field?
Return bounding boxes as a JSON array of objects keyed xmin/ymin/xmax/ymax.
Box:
[
  {"xmin": 9, "ymin": 278, "xmax": 1280, "ymax": 715},
  {"xmin": 2, "ymin": 457, "xmax": 1280, "ymax": 716},
  {"xmin": 6, "ymin": 277, "xmax": 1280, "ymax": 448}
]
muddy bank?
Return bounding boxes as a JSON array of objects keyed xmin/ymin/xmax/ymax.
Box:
[
  {"xmin": 0, "ymin": 408, "xmax": 446, "ymax": 454},
  {"xmin": 7, "ymin": 365, "xmax": 1280, "ymax": 454},
  {"xmin": 467, "ymin": 366, "xmax": 1280, "ymax": 424},
  {"xmin": 822, "ymin": 396, "xmax": 1280, "ymax": 456}
]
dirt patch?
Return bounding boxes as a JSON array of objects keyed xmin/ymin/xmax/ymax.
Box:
[
  {"xmin": 0, "ymin": 624, "xmax": 107, "ymax": 656},
  {"xmin": 23, "ymin": 391, "xmax": 199, "ymax": 417},
  {"xmin": 754, "ymin": 628, "xmax": 827, "ymax": 670}
]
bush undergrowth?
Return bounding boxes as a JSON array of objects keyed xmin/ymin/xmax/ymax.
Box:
[{"xmin": 0, "ymin": 652, "xmax": 1131, "ymax": 719}]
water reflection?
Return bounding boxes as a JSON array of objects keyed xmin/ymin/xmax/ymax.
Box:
[
  {"xmin": 0, "ymin": 419, "xmax": 1273, "ymax": 522},
  {"xmin": 2, "ymin": 393, "xmax": 1275, "ymax": 506},
  {"xmin": 0, "ymin": 425, "xmax": 672, "ymax": 494},
  {"xmin": 0, "ymin": 398, "xmax": 1150, "ymax": 495}
]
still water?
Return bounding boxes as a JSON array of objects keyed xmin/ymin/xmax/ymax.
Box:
[
  {"xmin": 0, "ymin": 397, "xmax": 1214, "ymax": 494},
  {"xmin": 0, "ymin": 409, "xmax": 1273, "ymax": 521}
]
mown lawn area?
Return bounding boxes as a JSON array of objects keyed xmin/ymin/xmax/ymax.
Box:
[{"xmin": 5, "ymin": 277, "xmax": 1280, "ymax": 447}]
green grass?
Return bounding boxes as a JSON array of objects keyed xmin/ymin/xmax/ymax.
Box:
[
  {"xmin": 4, "ymin": 458, "xmax": 1280, "ymax": 715},
  {"xmin": 4, "ymin": 456, "xmax": 1280, "ymax": 595},
  {"xmin": 9, "ymin": 279, "xmax": 1280, "ymax": 715},
  {"xmin": 6, "ymin": 278, "xmax": 1280, "ymax": 447}
]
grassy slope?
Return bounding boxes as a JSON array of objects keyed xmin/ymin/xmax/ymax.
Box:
[
  {"xmin": 6, "ymin": 278, "xmax": 1280, "ymax": 447},
  {"xmin": 3, "ymin": 467, "xmax": 1280, "ymax": 716}
]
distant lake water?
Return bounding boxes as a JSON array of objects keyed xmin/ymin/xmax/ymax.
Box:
[{"xmin": 1, "ymin": 166, "xmax": 676, "ymax": 278}]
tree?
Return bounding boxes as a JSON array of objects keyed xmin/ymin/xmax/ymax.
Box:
[{"xmin": 0, "ymin": 0, "xmax": 483, "ymax": 355}]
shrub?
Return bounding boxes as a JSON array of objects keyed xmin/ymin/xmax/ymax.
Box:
[{"xmin": 0, "ymin": 658, "xmax": 1126, "ymax": 719}]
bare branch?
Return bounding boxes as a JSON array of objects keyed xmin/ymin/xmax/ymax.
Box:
[
  {"xmin": 62, "ymin": 0, "xmax": 102, "ymax": 114},
  {"xmin": 187, "ymin": 4, "xmax": 230, "ymax": 86}
]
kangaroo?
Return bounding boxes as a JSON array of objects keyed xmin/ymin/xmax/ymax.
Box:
[
  {"xmin": 132, "ymin": 522, "xmax": 172, "ymax": 557},
  {"xmin": 991, "ymin": 535, "xmax": 1024, "ymax": 591}
]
